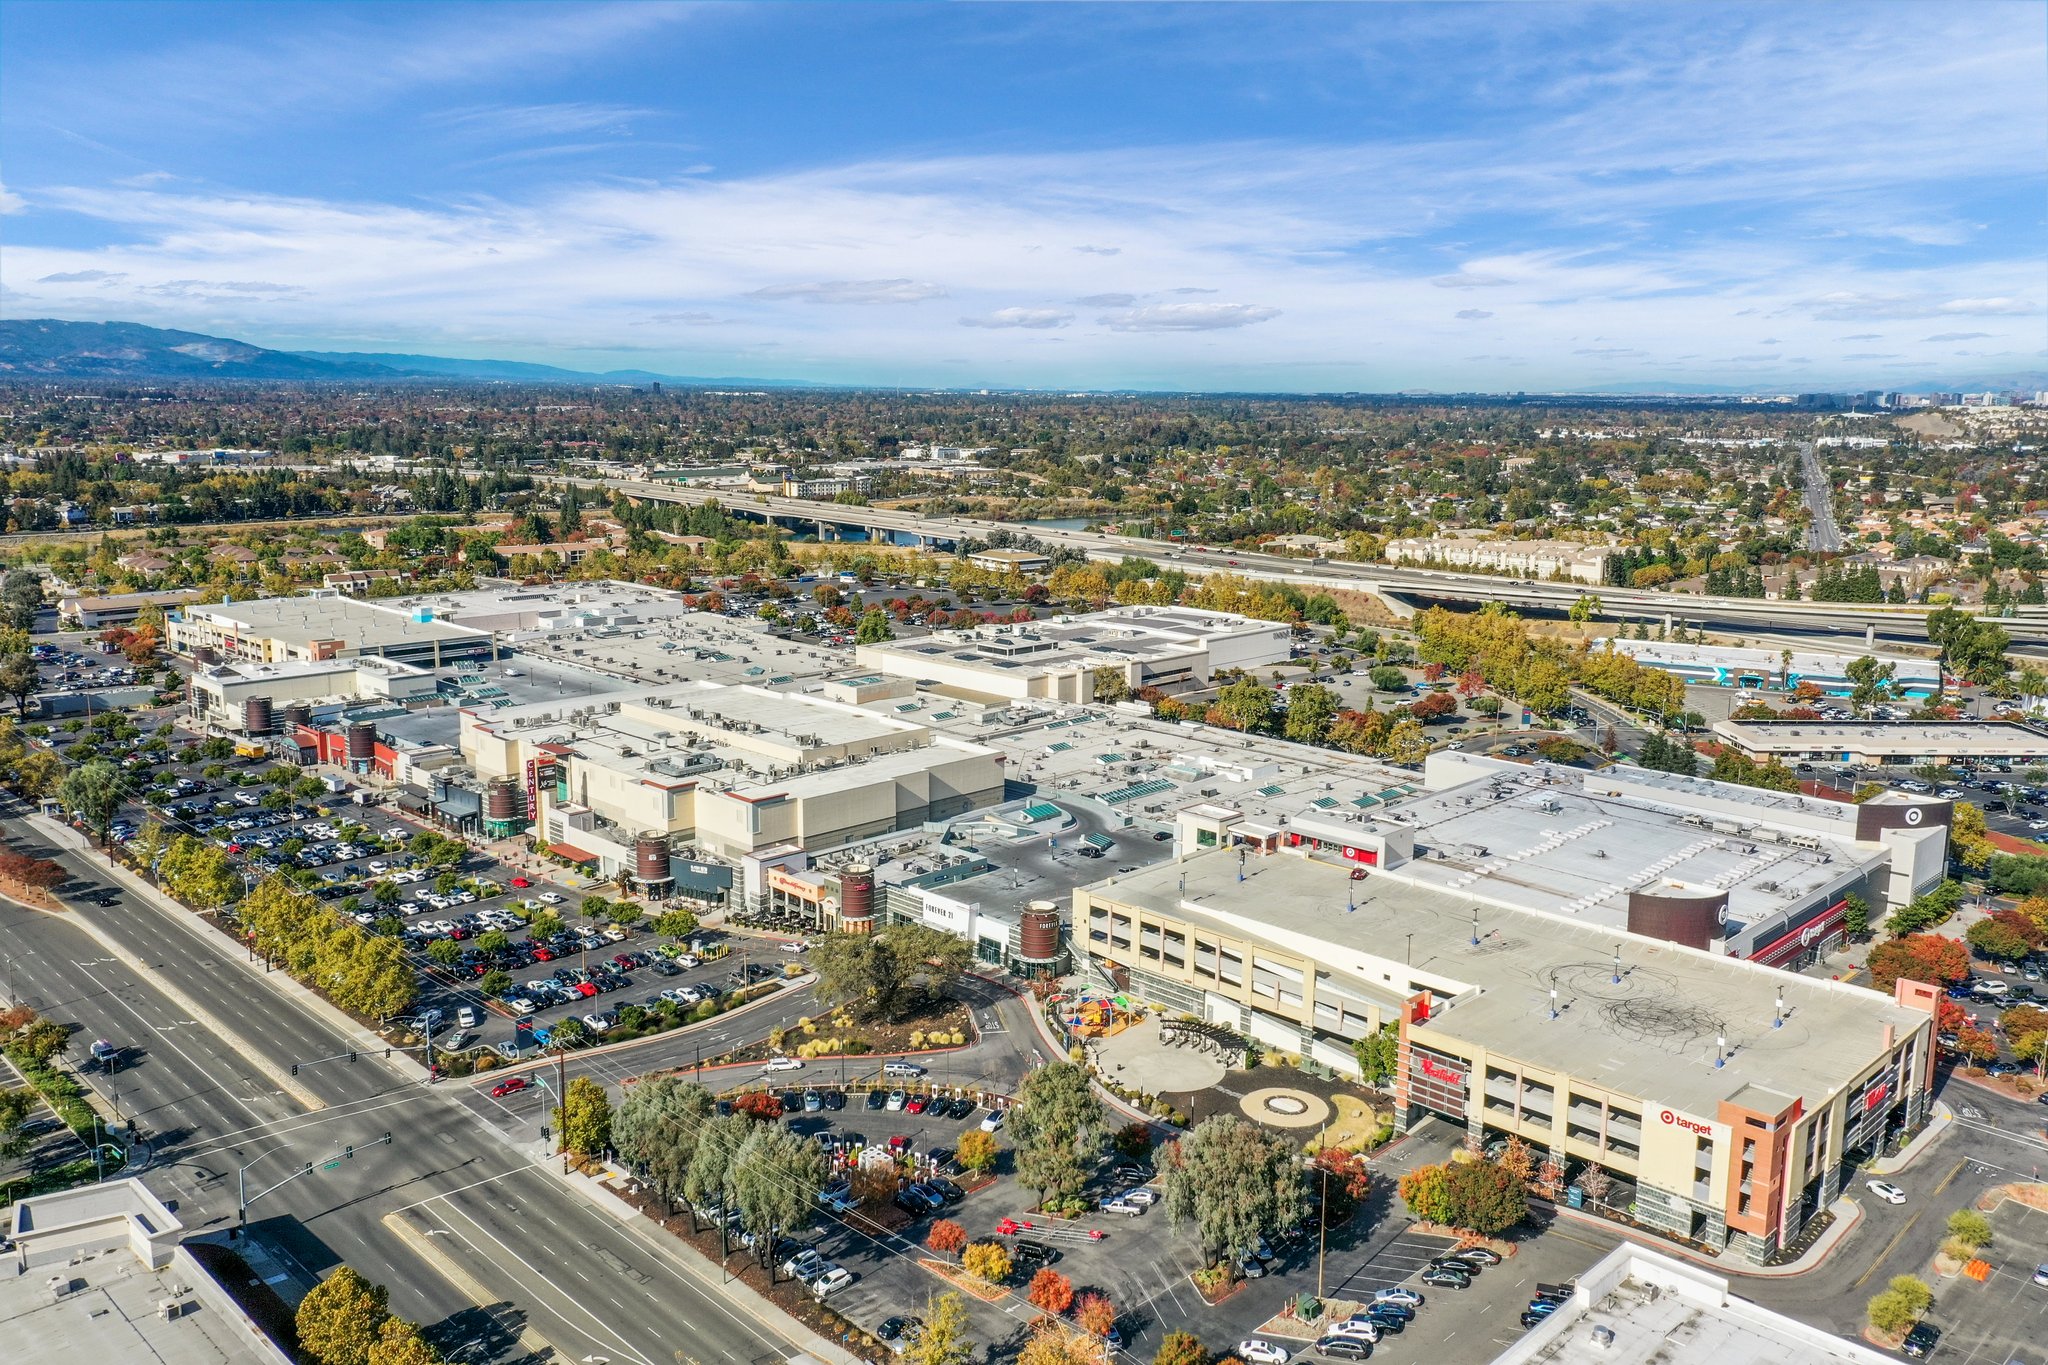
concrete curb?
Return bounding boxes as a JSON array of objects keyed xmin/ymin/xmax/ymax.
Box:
[
  {"xmin": 550, "ymin": 1166, "xmax": 868, "ymax": 1365},
  {"xmin": 1870, "ymin": 1100, "xmax": 1954, "ymax": 1175},
  {"xmin": 381, "ymin": 1210, "xmax": 566, "ymax": 1363},
  {"xmin": 1541, "ymin": 1193, "xmax": 1864, "ymax": 1279},
  {"xmin": 10, "ymin": 875, "xmax": 329, "ymax": 1112}
]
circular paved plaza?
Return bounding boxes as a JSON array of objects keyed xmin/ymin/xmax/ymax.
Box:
[{"xmin": 1093, "ymin": 1017, "xmax": 1227, "ymax": 1093}]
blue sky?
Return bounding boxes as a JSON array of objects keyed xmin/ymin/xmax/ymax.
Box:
[{"xmin": 3, "ymin": 1, "xmax": 2043, "ymax": 392}]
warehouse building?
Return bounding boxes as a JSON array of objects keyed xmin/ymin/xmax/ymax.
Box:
[
  {"xmin": 57, "ymin": 588, "xmax": 201, "ymax": 630},
  {"xmin": 458, "ymin": 678, "xmax": 1006, "ymax": 875},
  {"xmin": 1711, "ymin": 718, "xmax": 2048, "ymax": 767},
  {"xmin": 855, "ymin": 604, "xmax": 1292, "ymax": 702},
  {"xmin": 1078, "ymin": 846, "xmax": 1937, "ymax": 1264},
  {"xmin": 1605, "ymin": 639, "xmax": 1941, "ymax": 699},
  {"xmin": 168, "ymin": 592, "xmax": 495, "ymax": 669}
]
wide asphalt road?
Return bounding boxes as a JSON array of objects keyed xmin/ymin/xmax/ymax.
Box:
[{"xmin": 0, "ymin": 798, "xmax": 847, "ymax": 1365}]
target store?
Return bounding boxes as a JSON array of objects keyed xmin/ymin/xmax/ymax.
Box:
[{"xmin": 1079, "ymin": 846, "xmax": 1937, "ymax": 1265}]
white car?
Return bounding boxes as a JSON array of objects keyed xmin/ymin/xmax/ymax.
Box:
[
  {"xmin": 582, "ymin": 1013, "xmax": 613, "ymax": 1034},
  {"xmin": 1237, "ymin": 1341, "xmax": 1289, "ymax": 1365},
  {"xmin": 762, "ymin": 1057, "xmax": 804, "ymax": 1073},
  {"xmin": 602, "ymin": 925, "xmax": 628, "ymax": 943},
  {"xmin": 539, "ymin": 892, "xmax": 564, "ymax": 905},
  {"xmin": 779, "ymin": 940, "xmax": 810, "ymax": 953},
  {"xmin": 811, "ymin": 1266, "xmax": 855, "ymax": 1299},
  {"xmin": 1373, "ymin": 1287, "xmax": 1424, "ymax": 1307},
  {"xmin": 980, "ymin": 1108, "xmax": 1006, "ymax": 1132},
  {"xmin": 1867, "ymin": 1180, "xmax": 1908, "ymax": 1205},
  {"xmin": 1328, "ymin": 1319, "xmax": 1380, "ymax": 1343},
  {"xmin": 1119, "ymin": 1187, "xmax": 1159, "ymax": 1206}
]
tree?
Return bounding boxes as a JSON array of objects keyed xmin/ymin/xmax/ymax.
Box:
[
  {"xmin": 1282, "ymin": 683, "xmax": 1338, "ymax": 745},
  {"xmin": 1442, "ymin": 1157, "xmax": 1528, "ymax": 1235},
  {"xmin": 1093, "ymin": 667, "xmax": 1132, "ymax": 704},
  {"xmin": 1398, "ymin": 1162, "xmax": 1454, "ymax": 1225},
  {"xmin": 1846, "ymin": 655, "xmax": 1896, "ymax": 714},
  {"xmin": 652, "ymin": 907, "xmax": 699, "ymax": 939},
  {"xmin": 13, "ymin": 1017, "xmax": 69, "ymax": 1065},
  {"xmin": 365, "ymin": 1317, "xmax": 442, "ymax": 1365},
  {"xmin": 158, "ymin": 834, "xmax": 239, "ymax": 911},
  {"xmin": 295, "ymin": 1265, "xmax": 389, "ymax": 1365},
  {"xmin": 683, "ymin": 1113, "xmax": 751, "ymax": 1239},
  {"xmin": 1214, "ymin": 677, "xmax": 1275, "ymax": 733},
  {"xmin": 1153, "ymin": 1331, "xmax": 1208, "ymax": 1365},
  {"xmin": 56, "ymin": 758, "xmax": 123, "ymax": 843},
  {"xmin": 0, "ymin": 652, "xmax": 39, "ymax": 716},
  {"xmin": 555, "ymin": 1075, "xmax": 612, "ymax": 1159},
  {"xmin": 1311, "ymin": 1146, "xmax": 1372, "ymax": 1217},
  {"xmin": 856, "ymin": 608, "xmax": 896, "ymax": 644},
  {"xmin": 1011, "ymin": 1061, "xmax": 1104, "ymax": 1206},
  {"xmin": 1568, "ymin": 594, "xmax": 1602, "ymax": 624},
  {"xmin": 1955, "ymin": 1026, "xmax": 1998, "ymax": 1065},
  {"xmin": 612, "ymin": 1076, "xmax": 714, "ymax": 1214},
  {"xmin": 731, "ymin": 1123, "xmax": 828, "ymax": 1272},
  {"xmin": 926, "ymin": 1218, "xmax": 968, "ymax": 1256},
  {"xmin": 1386, "ymin": 718, "xmax": 1430, "ymax": 766},
  {"xmin": 1159, "ymin": 1115, "xmax": 1306, "ymax": 1263},
  {"xmin": 961, "ymin": 1239, "xmax": 1012, "ymax": 1284},
  {"xmin": 1028, "ymin": 1266, "xmax": 1075, "ymax": 1315},
  {"xmin": 1967, "ymin": 910, "xmax": 2040, "ymax": 963},
  {"xmin": 733, "ymin": 1090, "xmax": 783, "ymax": 1122},
  {"xmin": 1946, "ymin": 1208, "xmax": 1992, "ymax": 1249},
  {"xmin": 1110, "ymin": 1121, "xmax": 1155, "ymax": 1163},
  {"xmin": 1020, "ymin": 1318, "xmax": 1112, "ymax": 1365},
  {"xmin": 1842, "ymin": 893, "xmax": 1870, "ymax": 938},
  {"xmin": 1865, "ymin": 934, "xmax": 1971, "ymax": 992},
  {"xmin": 907, "ymin": 1292, "xmax": 974, "ymax": 1365},
  {"xmin": 1368, "ymin": 665, "xmax": 1407, "ymax": 692},
  {"xmin": 1949, "ymin": 801, "xmax": 1995, "ymax": 872},
  {"xmin": 1867, "ymin": 1275, "xmax": 1932, "ymax": 1336},
  {"xmin": 810, "ymin": 922, "xmax": 973, "ymax": 1021},
  {"xmin": 1353, "ymin": 1025, "xmax": 1399, "ymax": 1086},
  {"xmin": 1074, "ymin": 1291, "xmax": 1118, "ymax": 1338},
  {"xmin": 955, "ymin": 1127, "xmax": 999, "ymax": 1175}
]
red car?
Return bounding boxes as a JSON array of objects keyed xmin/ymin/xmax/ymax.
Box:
[
  {"xmin": 905, "ymin": 1095, "xmax": 928, "ymax": 1115},
  {"xmin": 575, "ymin": 981, "xmax": 598, "ymax": 998},
  {"xmin": 532, "ymin": 946, "xmax": 554, "ymax": 961},
  {"xmin": 612, "ymin": 953, "xmax": 635, "ymax": 970},
  {"xmin": 510, "ymin": 877, "xmax": 531, "ymax": 888},
  {"xmin": 489, "ymin": 1076, "xmax": 530, "ymax": 1099},
  {"xmin": 887, "ymin": 1134, "xmax": 913, "ymax": 1154}
]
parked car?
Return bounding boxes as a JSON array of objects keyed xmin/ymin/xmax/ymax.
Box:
[
  {"xmin": 1901, "ymin": 1323, "xmax": 1940, "ymax": 1358},
  {"xmin": 1421, "ymin": 1267, "xmax": 1471, "ymax": 1288},
  {"xmin": 1100, "ymin": 1194, "xmax": 1146, "ymax": 1216},
  {"xmin": 811, "ymin": 1266, "xmax": 855, "ymax": 1299},
  {"xmin": 1314, "ymin": 1337, "xmax": 1370, "ymax": 1361},
  {"xmin": 1866, "ymin": 1179, "xmax": 1908, "ymax": 1205},
  {"xmin": 1236, "ymin": 1341, "xmax": 1289, "ymax": 1365}
]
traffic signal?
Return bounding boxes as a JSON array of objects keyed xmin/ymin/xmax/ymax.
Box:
[
  {"xmin": 290, "ymin": 1063, "xmax": 300, "ymax": 1076},
  {"xmin": 347, "ymin": 1050, "xmax": 357, "ymax": 1064},
  {"xmin": 344, "ymin": 1144, "xmax": 353, "ymax": 1160},
  {"xmin": 382, "ymin": 1131, "xmax": 390, "ymax": 1143}
]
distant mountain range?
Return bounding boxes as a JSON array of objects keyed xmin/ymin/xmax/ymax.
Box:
[{"xmin": 0, "ymin": 319, "xmax": 797, "ymax": 386}]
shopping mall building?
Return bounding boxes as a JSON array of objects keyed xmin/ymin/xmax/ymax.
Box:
[{"xmin": 1078, "ymin": 847, "xmax": 1938, "ymax": 1263}]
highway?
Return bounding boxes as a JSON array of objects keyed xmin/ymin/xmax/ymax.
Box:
[
  {"xmin": 1798, "ymin": 441, "xmax": 1845, "ymax": 553},
  {"xmin": 567, "ymin": 476, "xmax": 2048, "ymax": 647},
  {"xmin": 0, "ymin": 798, "xmax": 843, "ymax": 1365}
]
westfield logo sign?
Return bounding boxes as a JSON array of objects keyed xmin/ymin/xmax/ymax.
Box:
[{"xmin": 1416, "ymin": 1056, "xmax": 1464, "ymax": 1086}]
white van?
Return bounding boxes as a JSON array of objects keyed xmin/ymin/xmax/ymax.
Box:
[
  {"xmin": 457, "ymin": 1006, "xmax": 480, "ymax": 1029},
  {"xmin": 882, "ymin": 1060, "xmax": 927, "ymax": 1079},
  {"xmin": 1976, "ymin": 979, "xmax": 2011, "ymax": 997}
]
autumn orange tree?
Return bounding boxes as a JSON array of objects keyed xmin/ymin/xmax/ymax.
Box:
[
  {"xmin": 926, "ymin": 1219, "xmax": 967, "ymax": 1256},
  {"xmin": 1398, "ymin": 1162, "xmax": 1454, "ymax": 1225},
  {"xmin": 1074, "ymin": 1291, "xmax": 1118, "ymax": 1338},
  {"xmin": 961, "ymin": 1240, "xmax": 1011, "ymax": 1284},
  {"xmin": 1027, "ymin": 1267, "xmax": 1074, "ymax": 1315}
]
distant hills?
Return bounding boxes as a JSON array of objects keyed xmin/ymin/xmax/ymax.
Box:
[{"xmin": 0, "ymin": 319, "xmax": 794, "ymax": 386}]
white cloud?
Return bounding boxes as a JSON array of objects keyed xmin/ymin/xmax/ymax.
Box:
[
  {"xmin": 1923, "ymin": 331, "xmax": 1992, "ymax": 342},
  {"xmin": 1938, "ymin": 297, "xmax": 2031, "ymax": 315},
  {"xmin": 960, "ymin": 308, "xmax": 1071, "ymax": 329},
  {"xmin": 1097, "ymin": 303, "xmax": 1280, "ymax": 332},
  {"xmin": 1455, "ymin": 309, "xmax": 1493, "ymax": 321},
  {"xmin": 0, "ymin": 180, "xmax": 24, "ymax": 215},
  {"xmin": 37, "ymin": 269, "xmax": 124, "ymax": 283},
  {"xmin": 1074, "ymin": 244, "xmax": 1120, "ymax": 256},
  {"xmin": 747, "ymin": 279, "xmax": 947, "ymax": 305}
]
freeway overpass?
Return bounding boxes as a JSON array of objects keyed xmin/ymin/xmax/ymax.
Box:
[{"xmin": 575, "ymin": 476, "xmax": 2048, "ymax": 648}]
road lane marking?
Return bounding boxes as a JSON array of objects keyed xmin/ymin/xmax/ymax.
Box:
[
  {"xmin": 382, "ymin": 1211, "xmax": 568, "ymax": 1364},
  {"xmin": 1852, "ymin": 1208, "xmax": 1922, "ymax": 1290}
]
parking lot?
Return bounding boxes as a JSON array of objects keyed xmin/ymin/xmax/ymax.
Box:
[
  {"xmin": 1911, "ymin": 1198, "xmax": 2048, "ymax": 1365},
  {"xmin": 110, "ymin": 740, "xmax": 767, "ymax": 1057}
]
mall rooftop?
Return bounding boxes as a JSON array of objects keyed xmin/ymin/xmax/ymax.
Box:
[{"xmin": 1090, "ymin": 848, "xmax": 1924, "ymax": 1122}]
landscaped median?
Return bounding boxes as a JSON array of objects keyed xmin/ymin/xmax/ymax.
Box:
[{"xmin": 2, "ymin": 1006, "xmax": 122, "ymax": 1203}]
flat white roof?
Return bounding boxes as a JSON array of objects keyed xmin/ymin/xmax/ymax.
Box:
[
  {"xmin": 1714, "ymin": 718, "xmax": 2048, "ymax": 756},
  {"xmin": 182, "ymin": 595, "xmax": 482, "ymax": 649}
]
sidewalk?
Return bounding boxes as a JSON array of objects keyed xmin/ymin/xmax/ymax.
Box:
[
  {"xmin": 1871, "ymin": 1099, "xmax": 1954, "ymax": 1175},
  {"xmin": 1545, "ymin": 1193, "xmax": 1864, "ymax": 1279}
]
